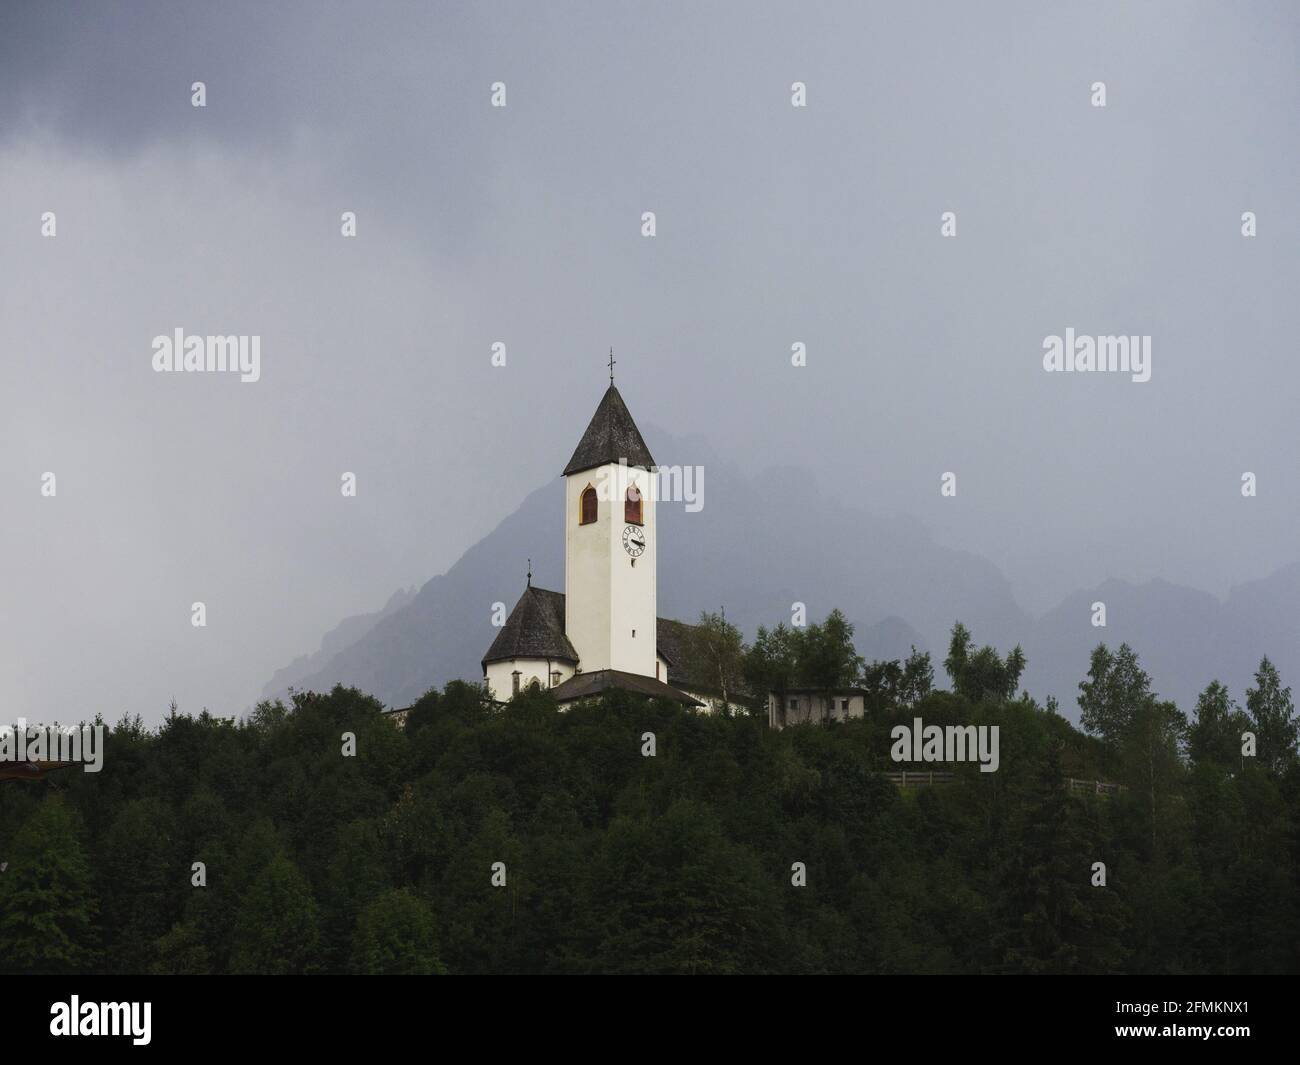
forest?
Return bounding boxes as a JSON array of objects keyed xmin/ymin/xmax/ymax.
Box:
[{"xmin": 1, "ymin": 616, "xmax": 1297, "ymax": 975}]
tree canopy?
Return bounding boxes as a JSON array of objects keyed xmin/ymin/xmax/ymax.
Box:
[{"xmin": 1, "ymin": 620, "xmax": 1296, "ymax": 975}]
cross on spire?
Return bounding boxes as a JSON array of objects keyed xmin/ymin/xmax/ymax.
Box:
[
  {"xmin": 608, "ymin": 347, "xmax": 616, "ymax": 385},
  {"xmin": 526, "ymin": 558, "xmax": 532, "ymax": 586}
]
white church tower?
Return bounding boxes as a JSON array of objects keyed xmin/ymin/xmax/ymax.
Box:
[{"xmin": 562, "ymin": 377, "xmax": 658, "ymax": 678}]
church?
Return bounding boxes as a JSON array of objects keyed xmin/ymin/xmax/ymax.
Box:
[{"xmin": 481, "ymin": 375, "xmax": 705, "ymax": 708}]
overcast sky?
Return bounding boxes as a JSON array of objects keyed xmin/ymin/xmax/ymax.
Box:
[{"xmin": 1, "ymin": 1, "xmax": 1297, "ymax": 725}]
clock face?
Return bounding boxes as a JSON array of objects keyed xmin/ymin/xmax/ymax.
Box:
[{"xmin": 622, "ymin": 525, "xmax": 646, "ymax": 557}]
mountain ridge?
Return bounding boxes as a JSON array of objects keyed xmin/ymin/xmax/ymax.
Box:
[{"xmin": 262, "ymin": 432, "xmax": 1300, "ymax": 720}]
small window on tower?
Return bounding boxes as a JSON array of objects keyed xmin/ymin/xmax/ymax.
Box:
[
  {"xmin": 624, "ymin": 483, "xmax": 643, "ymax": 525},
  {"xmin": 580, "ymin": 485, "xmax": 597, "ymax": 525}
]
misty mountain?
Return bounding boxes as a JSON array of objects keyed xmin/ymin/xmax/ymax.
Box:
[
  {"xmin": 261, "ymin": 428, "xmax": 1023, "ymax": 708},
  {"xmin": 1016, "ymin": 566, "xmax": 1300, "ymax": 716},
  {"xmin": 263, "ymin": 431, "xmax": 1300, "ymax": 722},
  {"xmin": 262, "ymin": 585, "xmax": 418, "ymax": 695}
]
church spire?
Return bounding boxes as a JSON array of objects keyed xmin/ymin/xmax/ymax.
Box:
[{"xmin": 562, "ymin": 372, "xmax": 656, "ymax": 477}]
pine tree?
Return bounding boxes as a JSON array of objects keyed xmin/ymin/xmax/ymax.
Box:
[
  {"xmin": 1246, "ymin": 657, "xmax": 1298, "ymax": 772},
  {"xmin": 351, "ymin": 888, "xmax": 445, "ymax": 974},
  {"xmin": 996, "ymin": 741, "xmax": 1128, "ymax": 973},
  {"xmin": 0, "ymin": 796, "xmax": 99, "ymax": 974},
  {"xmin": 229, "ymin": 851, "xmax": 321, "ymax": 974},
  {"xmin": 1189, "ymin": 680, "xmax": 1250, "ymax": 770}
]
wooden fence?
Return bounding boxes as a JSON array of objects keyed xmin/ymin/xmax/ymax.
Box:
[
  {"xmin": 884, "ymin": 770, "xmax": 955, "ymax": 787},
  {"xmin": 1066, "ymin": 777, "xmax": 1128, "ymax": 796},
  {"xmin": 884, "ymin": 771, "xmax": 1127, "ymax": 795}
]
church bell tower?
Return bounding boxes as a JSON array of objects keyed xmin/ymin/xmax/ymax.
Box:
[{"xmin": 562, "ymin": 363, "xmax": 657, "ymax": 678}]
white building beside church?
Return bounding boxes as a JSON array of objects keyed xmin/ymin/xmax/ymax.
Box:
[
  {"xmin": 482, "ymin": 381, "xmax": 702, "ymax": 708},
  {"xmin": 767, "ymin": 688, "xmax": 870, "ymax": 729}
]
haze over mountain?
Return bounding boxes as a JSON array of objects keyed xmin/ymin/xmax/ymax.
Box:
[{"xmin": 265, "ymin": 427, "xmax": 1300, "ymax": 720}]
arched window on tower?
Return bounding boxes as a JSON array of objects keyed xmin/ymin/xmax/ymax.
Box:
[
  {"xmin": 580, "ymin": 485, "xmax": 598, "ymax": 525},
  {"xmin": 624, "ymin": 482, "xmax": 643, "ymax": 525}
]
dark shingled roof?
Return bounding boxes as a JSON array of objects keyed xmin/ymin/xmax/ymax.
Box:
[
  {"xmin": 562, "ymin": 385, "xmax": 656, "ymax": 476},
  {"xmin": 481, "ymin": 585, "xmax": 579, "ymax": 670},
  {"xmin": 655, "ymin": 617, "xmax": 682, "ymax": 667},
  {"xmin": 483, "ymin": 586, "xmax": 691, "ymax": 677},
  {"xmin": 479, "ymin": 583, "xmax": 731, "ymax": 703},
  {"xmin": 549, "ymin": 669, "xmax": 702, "ymax": 707}
]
